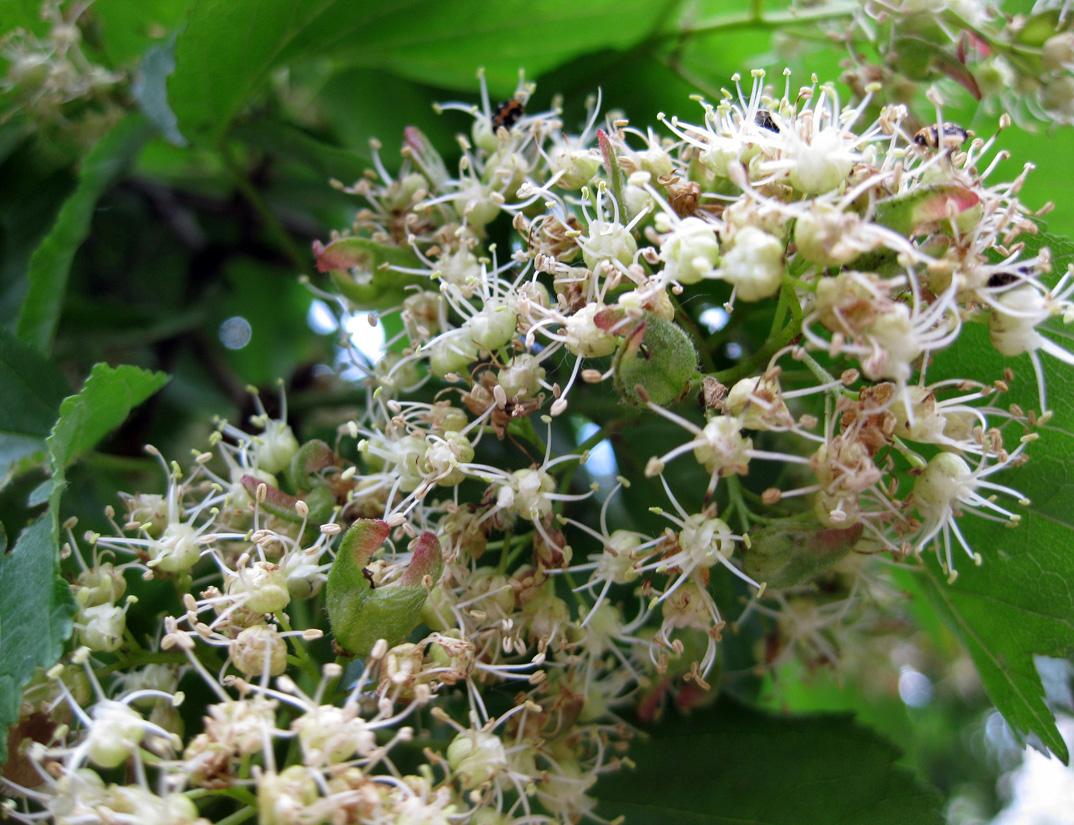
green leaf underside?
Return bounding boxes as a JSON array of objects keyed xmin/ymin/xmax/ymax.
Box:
[
  {"xmin": 0, "ymin": 516, "xmax": 77, "ymax": 765},
  {"xmin": 911, "ymin": 322, "xmax": 1074, "ymax": 762},
  {"xmin": 169, "ymin": 0, "xmax": 673, "ymax": 143},
  {"xmin": 16, "ymin": 115, "xmax": 156, "ymax": 354},
  {"xmin": 132, "ymin": 41, "xmax": 188, "ymax": 147},
  {"xmin": 594, "ymin": 699, "xmax": 943, "ymax": 825},
  {"xmin": 0, "ymin": 328, "xmax": 69, "ymax": 488}
]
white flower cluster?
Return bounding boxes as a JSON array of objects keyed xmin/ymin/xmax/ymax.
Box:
[
  {"xmin": 6, "ymin": 67, "xmax": 1072, "ymax": 824},
  {"xmin": 0, "ymin": 0, "xmax": 122, "ymax": 133}
]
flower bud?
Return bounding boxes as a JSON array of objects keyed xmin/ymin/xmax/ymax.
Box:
[
  {"xmin": 254, "ymin": 420, "xmax": 300, "ymax": 475},
  {"xmin": 423, "ymin": 431, "xmax": 474, "ymax": 487},
  {"xmin": 148, "ymin": 522, "xmax": 201, "ymax": 574},
  {"xmin": 549, "ymin": 144, "xmax": 601, "ymax": 189},
  {"xmin": 78, "ymin": 601, "xmax": 130, "ymax": 653},
  {"xmin": 121, "ymin": 492, "xmax": 167, "ymax": 536},
  {"xmin": 258, "ymin": 765, "xmax": 321, "ymax": 825},
  {"xmin": 453, "ymin": 181, "xmax": 501, "ymax": 229},
  {"xmin": 521, "ymin": 584, "xmax": 570, "ymax": 644},
  {"xmin": 429, "ymin": 329, "xmax": 479, "ymax": 377},
  {"xmin": 283, "ymin": 552, "xmax": 324, "ymax": 601},
  {"xmin": 1041, "ymin": 75, "xmax": 1074, "ymax": 120},
  {"xmin": 794, "ymin": 206, "xmax": 878, "ymax": 267},
  {"xmin": 497, "ymin": 468, "xmax": 556, "ymax": 521},
  {"xmin": 231, "ymin": 624, "xmax": 288, "ymax": 676},
  {"xmin": 726, "ymin": 375, "xmax": 793, "ymax": 430},
  {"xmin": 498, "ymin": 353, "xmax": 546, "ymax": 398},
  {"xmin": 229, "ymin": 561, "xmax": 291, "ymax": 614},
  {"xmin": 989, "ymin": 287, "xmax": 1044, "ymax": 357},
  {"xmin": 1043, "ymin": 33, "xmax": 1074, "ymax": 72},
  {"xmin": 125, "ymin": 664, "xmax": 179, "ymax": 707},
  {"xmin": 292, "ymin": 705, "xmax": 373, "ymax": 764},
  {"xmin": 447, "ymin": 729, "xmax": 507, "ymax": 788},
  {"xmin": 717, "ymin": 226, "xmax": 784, "ymax": 301},
  {"xmin": 582, "ymin": 220, "xmax": 637, "ymax": 270},
  {"xmin": 85, "ymin": 701, "xmax": 145, "ymax": 768},
  {"xmin": 788, "ymin": 128, "xmax": 854, "ymax": 194},
  {"xmin": 659, "ymin": 216, "xmax": 720, "ymax": 285},
  {"xmin": 105, "ymin": 784, "xmax": 204, "ymax": 825},
  {"xmin": 563, "ymin": 304, "xmax": 620, "ymax": 357},
  {"xmin": 74, "ymin": 562, "xmax": 126, "ymax": 608},
  {"xmin": 468, "ymin": 299, "xmax": 517, "ymax": 353}
]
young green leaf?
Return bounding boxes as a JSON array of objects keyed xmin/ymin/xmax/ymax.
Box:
[
  {"xmin": 47, "ymin": 363, "xmax": 169, "ymax": 522},
  {"xmin": 595, "ymin": 308, "xmax": 699, "ymax": 406},
  {"xmin": 47, "ymin": 363, "xmax": 170, "ymax": 473}
]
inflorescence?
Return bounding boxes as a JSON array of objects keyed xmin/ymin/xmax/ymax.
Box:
[{"xmin": 6, "ymin": 65, "xmax": 1073, "ymax": 824}]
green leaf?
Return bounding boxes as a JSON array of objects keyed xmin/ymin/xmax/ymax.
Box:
[
  {"xmin": 0, "ymin": 515, "xmax": 77, "ymax": 766},
  {"xmin": 0, "ymin": 327, "xmax": 70, "ymax": 489},
  {"xmin": 0, "ymin": 1, "xmax": 44, "ymax": 40},
  {"xmin": 16, "ymin": 115, "xmax": 156, "ymax": 354},
  {"xmin": 231, "ymin": 118, "xmax": 364, "ymax": 182},
  {"xmin": 169, "ymin": 0, "xmax": 676, "ymax": 144},
  {"xmin": 46, "ymin": 363, "xmax": 170, "ymax": 520},
  {"xmin": 306, "ymin": 0, "xmax": 680, "ymax": 94},
  {"xmin": 912, "ymin": 322, "xmax": 1074, "ymax": 763},
  {"xmin": 316, "ymin": 68, "xmax": 461, "ymax": 161},
  {"xmin": 91, "ymin": 0, "xmax": 195, "ymax": 67},
  {"xmin": 594, "ymin": 699, "xmax": 944, "ymax": 824},
  {"xmin": 48, "ymin": 363, "xmax": 170, "ymax": 474},
  {"xmin": 911, "ymin": 415, "xmax": 1074, "ymax": 763}
]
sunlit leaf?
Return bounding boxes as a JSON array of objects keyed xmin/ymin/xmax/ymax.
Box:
[{"xmin": 169, "ymin": 0, "xmax": 677, "ymax": 143}]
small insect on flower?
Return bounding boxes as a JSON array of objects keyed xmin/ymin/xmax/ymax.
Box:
[
  {"xmin": 913, "ymin": 122, "xmax": 968, "ymax": 150},
  {"xmin": 986, "ymin": 271, "xmax": 1022, "ymax": 288},
  {"xmin": 755, "ymin": 109, "xmax": 780, "ymax": 133},
  {"xmin": 492, "ymin": 98, "xmax": 525, "ymax": 132}
]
